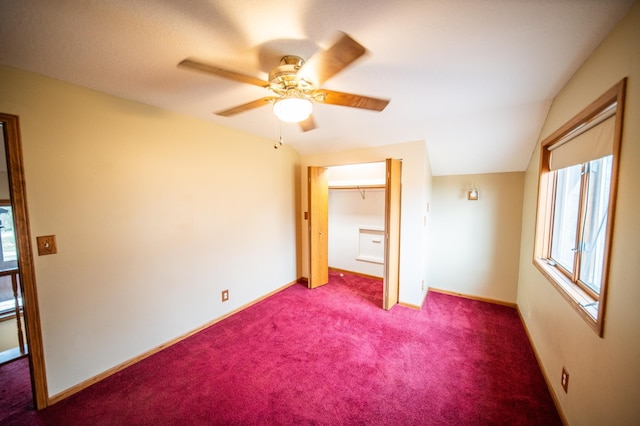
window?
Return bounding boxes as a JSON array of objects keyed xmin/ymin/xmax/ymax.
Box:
[
  {"xmin": 549, "ymin": 156, "xmax": 612, "ymax": 298},
  {"xmin": 0, "ymin": 201, "xmax": 19, "ymax": 319},
  {"xmin": 0, "ymin": 203, "xmax": 17, "ymax": 267},
  {"xmin": 534, "ymin": 79, "xmax": 626, "ymax": 336}
]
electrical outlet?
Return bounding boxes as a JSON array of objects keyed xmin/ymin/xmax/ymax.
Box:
[
  {"xmin": 221, "ymin": 290, "xmax": 229, "ymax": 302},
  {"xmin": 561, "ymin": 367, "xmax": 569, "ymax": 393}
]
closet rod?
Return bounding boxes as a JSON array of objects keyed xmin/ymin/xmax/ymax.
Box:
[{"xmin": 327, "ymin": 185, "xmax": 385, "ymax": 190}]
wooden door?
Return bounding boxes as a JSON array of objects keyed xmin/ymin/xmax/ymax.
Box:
[
  {"xmin": 308, "ymin": 166, "xmax": 329, "ymax": 288},
  {"xmin": 383, "ymin": 158, "xmax": 402, "ymax": 310}
]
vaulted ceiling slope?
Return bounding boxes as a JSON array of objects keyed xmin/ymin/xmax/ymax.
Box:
[{"xmin": 0, "ymin": 0, "xmax": 634, "ymax": 175}]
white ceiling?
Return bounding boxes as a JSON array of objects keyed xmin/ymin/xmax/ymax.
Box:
[{"xmin": 0, "ymin": 0, "xmax": 634, "ymax": 176}]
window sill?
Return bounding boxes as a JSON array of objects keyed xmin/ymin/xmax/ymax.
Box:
[{"xmin": 533, "ymin": 258, "xmax": 601, "ymax": 335}]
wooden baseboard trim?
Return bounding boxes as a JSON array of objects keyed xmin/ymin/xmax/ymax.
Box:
[
  {"xmin": 398, "ymin": 284, "xmax": 429, "ymax": 310},
  {"xmin": 48, "ymin": 279, "xmax": 299, "ymax": 406},
  {"xmin": 398, "ymin": 289, "xmax": 430, "ymax": 311},
  {"xmin": 428, "ymin": 287, "xmax": 517, "ymax": 308},
  {"xmin": 398, "ymin": 301, "xmax": 421, "ymax": 310},
  {"xmin": 328, "ymin": 267, "xmax": 383, "ymax": 280},
  {"xmin": 415, "ymin": 287, "xmax": 430, "ymax": 310},
  {"xmin": 516, "ymin": 308, "xmax": 568, "ymax": 426}
]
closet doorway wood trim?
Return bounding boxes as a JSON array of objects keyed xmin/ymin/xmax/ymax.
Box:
[{"xmin": 1, "ymin": 113, "xmax": 49, "ymax": 409}]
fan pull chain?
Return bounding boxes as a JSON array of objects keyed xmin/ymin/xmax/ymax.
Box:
[{"xmin": 274, "ymin": 121, "xmax": 284, "ymax": 149}]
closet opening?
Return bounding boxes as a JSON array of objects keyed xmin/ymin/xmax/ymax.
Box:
[
  {"xmin": 308, "ymin": 159, "xmax": 401, "ymax": 310},
  {"xmin": 328, "ymin": 162, "xmax": 386, "ymax": 281}
]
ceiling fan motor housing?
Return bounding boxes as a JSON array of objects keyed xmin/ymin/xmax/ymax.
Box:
[{"xmin": 269, "ymin": 56, "xmax": 314, "ymax": 96}]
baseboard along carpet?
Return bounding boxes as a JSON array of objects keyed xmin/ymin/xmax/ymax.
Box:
[{"xmin": 1, "ymin": 270, "xmax": 561, "ymax": 425}]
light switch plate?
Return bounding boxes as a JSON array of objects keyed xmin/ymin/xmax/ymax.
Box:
[{"xmin": 36, "ymin": 235, "xmax": 57, "ymax": 256}]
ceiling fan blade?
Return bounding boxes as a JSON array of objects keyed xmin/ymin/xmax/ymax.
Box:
[
  {"xmin": 298, "ymin": 32, "xmax": 366, "ymax": 85},
  {"xmin": 179, "ymin": 58, "xmax": 270, "ymax": 88},
  {"xmin": 315, "ymin": 89, "xmax": 389, "ymax": 111},
  {"xmin": 299, "ymin": 115, "xmax": 316, "ymax": 132},
  {"xmin": 215, "ymin": 97, "xmax": 276, "ymax": 117}
]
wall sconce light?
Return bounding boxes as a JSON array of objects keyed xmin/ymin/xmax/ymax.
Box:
[{"xmin": 468, "ymin": 187, "xmax": 479, "ymax": 201}]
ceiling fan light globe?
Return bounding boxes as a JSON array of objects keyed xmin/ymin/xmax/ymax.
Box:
[{"xmin": 273, "ymin": 98, "xmax": 313, "ymax": 123}]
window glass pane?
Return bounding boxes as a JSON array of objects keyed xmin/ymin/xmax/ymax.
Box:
[
  {"xmin": 0, "ymin": 206, "xmax": 18, "ymax": 271},
  {"xmin": 550, "ymin": 164, "xmax": 582, "ymax": 272},
  {"xmin": 579, "ymin": 155, "xmax": 613, "ymax": 294}
]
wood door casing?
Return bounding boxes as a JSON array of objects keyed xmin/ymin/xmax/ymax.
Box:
[
  {"xmin": 308, "ymin": 166, "xmax": 329, "ymax": 288},
  {"xmin": 1, "ymin": 113, "xmax": 48, "ymax": 408}
]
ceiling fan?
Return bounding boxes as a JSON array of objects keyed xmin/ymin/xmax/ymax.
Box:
[{"xmin": 178, "ymin": 32, "xmax": 390, "ymax": 132}]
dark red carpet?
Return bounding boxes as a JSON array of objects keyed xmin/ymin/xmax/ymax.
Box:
[
  {"xmin": 0, "ymin": 356, "xmax": 35, "ymax": 422},
  {"xmin": 1, "ymin": 271, "xmax": 560, "ymax": 425}
]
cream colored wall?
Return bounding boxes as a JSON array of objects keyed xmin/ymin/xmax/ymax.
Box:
[
  {"xmin": 517, "ymin": 3, "xmax": 640, "ymax": 424},
  {"xmin": 431, "ymin": 172, "xmax": 524, "ymax": 303},
  {"xmin": 0, "ymin": 65, "xmax": 301, "ymax": 397},
  {"xmin": 0, "ymin": 317, "xmax": 24, "ymax": 352},
  {"xmin": 302, "ymin": 140, "xmax": 432, "ymax": 308},
  {"xmin": 0, "ymin": 319, "xmax": 16, "ymax": 352}
]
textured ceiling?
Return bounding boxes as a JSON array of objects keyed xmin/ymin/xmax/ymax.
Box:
[{"xmin": 0, "ymin": 0, "xmax": 634, "ymax": 175}]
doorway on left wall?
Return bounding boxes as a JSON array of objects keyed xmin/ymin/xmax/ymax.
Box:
[{"xmin": 0, "ymin": 114, "xmax": 49, "ymax": 410}]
